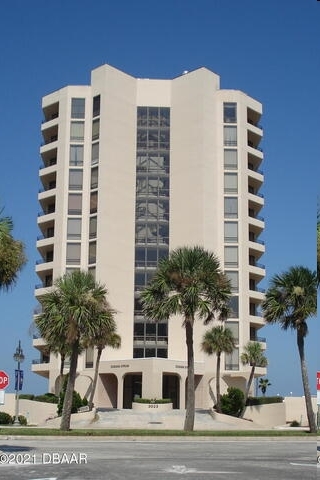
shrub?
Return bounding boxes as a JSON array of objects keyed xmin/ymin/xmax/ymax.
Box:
[
  {"xmin": 246, "ymin": 396, "xmax": 284, "ymax": 406},
  {"xmin": 290, "ymin": 420, "xmax": 301, "ymax": 427},
  {"xmin": 34, "ymin": 394, "xmax": 59, "ymax": 404},
  {"xmin": 19, "ymin": 394, "xmax": 35, "ymax": 400},
  {"xmin": 0, "ymin": 411, "xmax": 13, "ymax": 425},
  {"xmin": 18, "ymin": 415, "xmax": 28, "ymax": 425},
  {"xmin": 57, "ymin": 377, "xmax": 87, "ymax": 416},
  {"xmin": 220, "ymin": 387, "xmax": 244, "ymax": 417}
]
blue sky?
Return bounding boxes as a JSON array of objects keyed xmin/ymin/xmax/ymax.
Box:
[{"xmin": 0, "ymin": 0, "xmax": 319, "ymax": 397}]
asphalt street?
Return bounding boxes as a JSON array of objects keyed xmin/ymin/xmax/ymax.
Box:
[{"xmin": 0, "ymin": 438, "xmax": 317, "ymax": 480}]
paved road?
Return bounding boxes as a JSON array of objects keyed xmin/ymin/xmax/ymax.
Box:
[{"xmin": 0, "ymin": 438, "xmax": 316, "ymax": 480}]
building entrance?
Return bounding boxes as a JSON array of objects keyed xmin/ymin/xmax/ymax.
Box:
[
  {"xmin": 123, "ymin": 373, "xmax": 142, "ymax": 409},
  {"xmin": 162, "ymin": 373, "xmax": 180, "ymax": 409}
]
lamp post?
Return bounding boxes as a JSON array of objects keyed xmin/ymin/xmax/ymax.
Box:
[{"xmin": 13, "ymin": 340, "xmax": 24, "ymax": 425}]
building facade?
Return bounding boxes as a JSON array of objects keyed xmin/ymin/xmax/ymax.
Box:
[{"xmin": 33, "ymin": 64, "xmax": 266, "ymax": 409}]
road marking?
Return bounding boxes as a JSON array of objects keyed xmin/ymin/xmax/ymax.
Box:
[
  {"xmin": 164, "ymin": 465, "xmax": 240, "ymax": 474},
  {"xmin": 290, "ymin": 462, "xmax": 316, "ymax": 467}
]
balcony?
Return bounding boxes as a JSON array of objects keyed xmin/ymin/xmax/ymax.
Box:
[{"xmin": 42, "ymin": 102, "xmax": 59, "ymax": 123}]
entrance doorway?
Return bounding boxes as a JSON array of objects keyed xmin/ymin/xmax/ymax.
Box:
[
  {"xmin": 162, "ymin": 374, "xmax": 180, "ymax": 409},
  {"xmin": 123, "ymin": 373, "xmax": 142, "ymax": 409}
]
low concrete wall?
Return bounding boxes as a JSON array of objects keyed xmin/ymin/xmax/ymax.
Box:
[
  {"xmin": 283, "ymin": 396, "xmax": 317, "ymax": 426},
  {"xmin": 0, "ymin": 393, "xmax": 57, "ymax": 425},
  {"xmin": 244, "ymin": 402, "xmax": 286, "ymax": 427},
  {"xmin": 132, "ymin": 402, "xmax": 173, "ymax": 412}
]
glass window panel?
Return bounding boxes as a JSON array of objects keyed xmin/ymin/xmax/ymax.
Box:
[
  {"xmin": 88, "ymin": 242, "xmax": 96, "ymax": 264},
  {"xmin": 145, "ymin": 348, "xmax": 155, "ymax": 357},
  {"xmin": 70, "ymin": 145, "xmax": 84, "ymax": 166},
  {"xmin": 224, "ymin": 126, "xmax": 237, "ymax": 146},
  {"xmin": 228, "ymin": 296, "xmax": 239, "ymax": 318},
  {"xmin": 224, "ymin": 197, "xmax": 238, "ymax": 218},
  {"xmin": 224, "ymin": 222, "xmax": 238, "ymax": 243},
  {"xmin": 93, "ymin": 95, "xmax": 100, "ymax": 117},
  {"xmin": 157, "ymin": 323, "xmax": 168, "ymax": 336},
  {"xmin": 159, "ymin": 108, "xmax": 170, "ymax": 127},
  {"xmin": 225, "ymin": 321, "xmax": 239, "ymax": 343},
  {"xmin": 224, "ymin": 149, "xmax": 237, "ymax": 169},
  {"xmin": 224, "ymin": 246, "xmax": 238, "ymax": 267},
  {"xmin": 67, "ymin": 218, "xmax": 81, "ymax": 239},
  {"xmin": 224, "ymin": 173, "xmax": 238, "ymax": 193},
  {"xmin": 224, "ymin": 103, "xmax": 237, "ymax": 123},
  {"xmin": 225, "ymin": 348, "xmax": 239, "ymax": 370},
  {"xmin": 66, "ymin": 243, "xmax": 81, "ymax": 264},
  {"xmin": 146, "ymin": 323, "xmax": 156, "ymax": 335},
  {"xmin": 88, "ymin": 266, "xmax": 96, "ymax": 279},
  {"xmin": 71, "ymin": 98, "xmax": 85, "ymax": 119},
  {"xmin": 90, "ymin": 191, "xmax": 98, "ymax": 213},
  {"xmin": 68, "ymin": 194, "xmax": 82, "ymax": 214},
  {"xmin": 92, "ymin": 119, "xmax": 100, "ymax": 140},
  {"xmin": 69, "ymin": 170, "xmax": 83, "ymax": 190},
  {"xmin": 89, "ymin": 216, "xmax": 97, "ymax": 239},
  {"xmin": 133, "ymin": 348, "xmax": 144, "ymax": 358},
  {"xmin": 135, "ymin": 272, "xmax": 145, "ymax": 286},
  {"xmin": 225, "ymin": 271, "xmax": 239, "ymax": 292},
  {"xmin": 91, "ymin": 167, "xmax": 99, "ymax": 189},
  {"xmin": 157, "ymin": 348, "xmax": 167, "ymax": 358},
  {"xmin": 70, "ymin": 122, "xmax": 84, "ymax": 141},
  {"xmin": 148, "ymin": 107, "xmax": 159, "ymax": 127},
  {"xmin": 85, "ymin": 347, "xmax": 94, "ymax": 368},
  {"xmin": 134, "ymin": 323, "xmax": 145, "ymax": 336},
  {"xmin": 91, "ymin": 143, "xmax": 99, "ymax": 164}
]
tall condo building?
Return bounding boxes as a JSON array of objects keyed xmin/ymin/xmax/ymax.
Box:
[{"xmin": 33, "ymin": 64, "xmax": 266, "ymax": 409}]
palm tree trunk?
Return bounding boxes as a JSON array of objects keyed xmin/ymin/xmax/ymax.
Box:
[
  {"xmin": 297, "ymin": 331, "xmax": 317, "ymax": 433},
  {"xmin": 60, "ymin": 342, "xmax": 79, "ymax": 431},
  {"xmin": 184, "ymin": 319, "xmax": 195, "ymax": 432},
  {"xmin": 240, "ymin": 366, "xmax": 255, "ymax": 418},
  {"xmin": 215, "ymin": 353, "xmax": 221, "ymax": 413},
  {"xmin": 88, "ymin": 347, "xmax": 102, "ymax": 411}
]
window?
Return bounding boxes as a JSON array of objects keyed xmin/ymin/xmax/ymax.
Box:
[
  {"xmin": 91, "ymin": 143, "xmax": 99, "ymax": 164},
  {"xmin": 88, "ymin": 242, "xmax": 96, "ymax": 264},
  {"xmin": 225, "ymin": 271, "xmax": 239, "ymax": 292},
  {"xmin": 224, "ymin": 197, "xmax": 238, "ymax": 218},
  {"xmin": 90, "ymin": 191, "xmax": 98, "ymax": 213},
  {"xmin": 224, "ymin": 126, "xmax": 237, "ymax": 146},
  {"xmin": 68, "ymin": 194, "xmax": 82, "ymax": 215},
  {"xmin": 92, "ymin": 119, "xmax": 100, "ymax": 140},
  {"xmin": 69, "ymin": 170, "xmax": 83, "ymax": 190},
  {"xmin": 71, "ymin": 98, "xmax": 85, "ymax": 119},
  {"xmin": 225, "ymin": 321, "xmax": 239, "ymax": 343},
  {"xmin": 70, "ymin": 122, "xmax": 84, "ymax": 141},
  {"xmin": 224, "ymin": 246, "xmax": 238, "ymax": 267},
  {"xmin": 225, "ymin": 348, "xmax": 239, "ymax": 371},
  {"xmin": 224, "ymin": 149, "xmax": 237, "ymax": 170},
  {"xmin": 70, "ymin": 145, "xmax": 84, "ymax": 166},
  {"xmin": 91, "ymin": 167, "xmax": 98, "ymax": 189},
  {"xmin": 66, "ymin": 243, "xmax": 81, "ymax": 265},
  {"xmin": 88, "ymin": 266, "xmax": 96, "ymax": 279},
  {"xmin": 92, "ymin": 95, "xmax": 100, "ymax": 117},
  {"xmin": 224, "ymin": 173, "xmax": 238, "ymax": 193},
  {"xmin": 228, "ymin": 296, "xmax": 239, "ymax": 318},
  {"xmin": 85, "ymin": 347, "xmax": 94, "ymax": 368},
  {"xmin": 224, "ymin": 103, "xmax": 237, "ymax": 123},
  {"xmin": 67, "ymin": 218, "xmax": 81, "ymax": 239},
  {"xmin": 89, "ymin": 216, "xmax": 97, "ymax": 238},
  {"xmin": 224, "ymin": 222, "xmax": 238, "ymax": 243}
]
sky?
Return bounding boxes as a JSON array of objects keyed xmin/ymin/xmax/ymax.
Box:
[{"xmin": 0, "ymin": 0, "xmax": 319, "ymax": 398}]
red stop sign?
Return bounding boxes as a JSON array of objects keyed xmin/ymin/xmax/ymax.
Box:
[{"xmin": 0, "ymin": 371, "xmax": 9, "ymax": 390}]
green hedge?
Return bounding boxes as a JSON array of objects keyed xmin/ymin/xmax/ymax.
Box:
[
  {"xmin": 246, "ymin": 396, "xmax": 284, "ymax": 406},
  {"xmin": 134, "ymin": 398, "xmax": 172, "ymax": 404}
]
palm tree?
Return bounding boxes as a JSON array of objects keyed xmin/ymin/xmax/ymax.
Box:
[
  {"xmin": 36, "ymin": 270, "xmax": 116, "ymax": 431},
  {"xmin": 240, "ymin": 341, "xmax": 267, "ymax": 416},
  {"xmin": 201, "ymin": 326, "xmax": 236, "ymax": 413},
  {"xmin": 258, "ymin": 377, "xmax": 271, "ymax": 396},
  {"xmin": 141, "ymin": 246, "xmax": 231, "ymax": 431},
  {"xmin": 87, "ymin": 317, "xmax": 121, "ymax": 410},
  {"xmin": 317, "ymin": 207, "xmax": 320, "ymax": 286},
  {"xmin": 262, "ymin": 265, "xmax": 317, "ymax": 433},
  {"xmin": 0, "ymin": 211, "xmax": 26, "ymax": 291}
]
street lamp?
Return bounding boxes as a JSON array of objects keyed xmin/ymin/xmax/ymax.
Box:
[{"xmin": 13, "ymin": 340, "xmax": 24, "ymax": 425}]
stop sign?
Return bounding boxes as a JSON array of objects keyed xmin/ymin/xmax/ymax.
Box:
[{"xmin": 0, "ymin": 371, "xmax": 9, "ymax": 390}]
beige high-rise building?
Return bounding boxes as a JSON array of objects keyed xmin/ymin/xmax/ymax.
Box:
[{"xmin": 33, "ymin": 64, "xmax": 266, "ymax": 409}]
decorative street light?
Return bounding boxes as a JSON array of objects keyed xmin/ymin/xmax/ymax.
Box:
[{"xmin": 13, "ymin": 340, "xmax": 24, "ymax": 425}]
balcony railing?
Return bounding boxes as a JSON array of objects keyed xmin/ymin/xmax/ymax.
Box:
[{"xmin": 32, "ymin": 358, "xmax": 50, "ymax": 364}]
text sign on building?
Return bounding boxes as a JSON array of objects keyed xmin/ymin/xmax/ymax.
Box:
[{"xmin": 0, "ymin": 371, "xmax": 9, "ymax": 390}]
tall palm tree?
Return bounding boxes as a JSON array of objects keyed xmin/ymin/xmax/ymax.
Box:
[
  {"xmin": 0, "ymin": 211, "xmax": 26, "ymax": 291},
  {"xmin": 258, "ymin": 377, "xmax": 271, "ymax": 396},
  {"xmin": 141, "ymin": 246, "xmax": 231, "ymax": 431},
  {"xmin": 36, "ymin": 270, "xmax": 116, "ymax": 431},
  {"xmin": 317, "ymin": 208, "xmax": 320, "ymax": 286},
  {"xmin": 262, "ymin": 265, "xmax": 317, "ymax": 433},
  {"xmin": 88, "ymin": 331, "xmax": 121, "ymax": 410},
  {"xmin": 201, "ymin": 326, "xmax": 236, "ymax": 413},
  {"xmin": 240, "ymin": 341, "xmax": 267, "ymax": 416}
]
